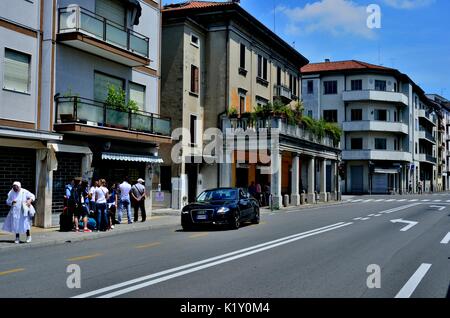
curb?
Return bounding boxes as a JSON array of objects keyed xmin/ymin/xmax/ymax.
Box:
[{"xmin": 0, "ymin": 218, "xmax": 181, "ymax": 252}]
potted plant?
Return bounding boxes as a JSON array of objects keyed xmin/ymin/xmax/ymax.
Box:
[{"xmin": 227, "ymin": 106, "xmax": 239, "ymax": 118}]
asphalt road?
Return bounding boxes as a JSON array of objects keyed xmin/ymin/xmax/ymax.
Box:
[{"xmin": 0, "ymin": 193, "xmax": 449, "ymax": 298}]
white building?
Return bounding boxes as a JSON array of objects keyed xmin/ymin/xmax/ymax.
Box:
[{"xmin": 301, "ymin": 60, "xmax": 439, "ymax": 195}]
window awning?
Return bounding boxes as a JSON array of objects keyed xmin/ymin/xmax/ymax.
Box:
[
  {"xmin": 102, "ymin": 152, "xmax": 163, "ymax": 164},
  {"xmin": 374, "ymin": 168, "xmax": 399, "ymax": 174}
]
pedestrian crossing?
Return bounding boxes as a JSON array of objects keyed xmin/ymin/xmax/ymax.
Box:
[{"xmin": 345, "ymin": 198, "xmax": 450, "ymax": 204}]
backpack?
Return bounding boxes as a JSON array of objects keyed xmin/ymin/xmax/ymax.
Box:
[
  {"xmin": 59, "ymin": 207, "xmax": 73, "ymax": 232},
  {"xmin": 79, "ymin": 218, "xmax": 97, "ymax": 231}
]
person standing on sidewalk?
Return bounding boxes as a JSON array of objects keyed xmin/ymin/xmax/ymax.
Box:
[
  {"xmin": 2, "ymin": 181, "xmax": 35, "ymax": 244},
  {"xmin": 131, "ymin": 178, "xmax": 147, "ymax": 223},
  {"xmin": 118, "ymin": 177, "xmax": 132, "ymax": 224},
  {"xmin": 94, "ymin": 179, "xmax": 109, "ymax": 232}
]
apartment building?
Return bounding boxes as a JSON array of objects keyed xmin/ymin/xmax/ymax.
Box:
[
  {"xmin": 301, "ymin": 60, "xmax": 439, "ymax": 195},
  {"xmin": 0, "ymin": 0, "xmax": 62, "ymax": 226},
  {"xmin": 161, "ymin": 1, "xmax": 341, "ymax": 209},
  {"xmin": 1, "ymin": 0, "xmax": 170, "ymax": 227}
]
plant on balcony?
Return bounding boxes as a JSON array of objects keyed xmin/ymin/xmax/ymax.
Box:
[
  {"xmin": 105, "ymin": 85, "xmax": 127, "ymax": 111},
  {"xmin": 324, "ymin": 122, "xmax": 342, "ymax": 145},
  {"xmin": 227, "ymin": 106, "xmax": 238, "ymax": 118}
]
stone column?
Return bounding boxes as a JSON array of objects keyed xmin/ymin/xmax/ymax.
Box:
[
  {"xmin": 291, "ymin": 154, "xmax": 300, "ymax": 206},
  {"xmin": 220, "ymin": 151, "xmax": 233, "ymax": 188},
  {"xmin": 35, "ymin": 149, "xmax": 54, "ymax": 228},
  {"xmin": 319, "ymin": 159, "xmax": 327, "ymax": 202},
  {"xmin": 307, "ymin": 156, "xmax": 316, "ymax": 204},
  {"xmin": 145, "ymin": 163, "xmax": 154, "ymax": 219},
  {"xmin": 271, "ymin": 150, "xmax": 282, "ymax": 209},
  {"xmin": 330, "ymin": 161, "xmax": 337, "ymax": 201}
]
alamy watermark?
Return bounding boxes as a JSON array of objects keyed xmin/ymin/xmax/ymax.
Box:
[{"xmin": 367, "ymin": 4, "xmax": 382, "ymax": 29}]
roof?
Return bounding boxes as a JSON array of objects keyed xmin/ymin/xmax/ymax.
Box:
[
  {"xmin": 163, "ymin": 1, "xmax": 235, "ymax": 11},
  {"xmin": 301, "ymin": 60, "xmax": 395, "ymax": 74}
]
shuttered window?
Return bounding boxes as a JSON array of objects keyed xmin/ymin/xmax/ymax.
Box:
[
  {"xmin": 94, "ymin": 72, "xmax": 124, "ymax": 102},
  {"xmin": 3, "ymin": 49, "xmax": 31, "ymax": 93},
  {"xmin": 191, "ymin": 65, "xmax": 199, "ymax": 94},
  {"xmin": 96, "ymin": 0, "xmax": 126, "ymax": 27},
  {"xmin": 129, "ymin": 82, "xmax": 145, "ymax": 110}
]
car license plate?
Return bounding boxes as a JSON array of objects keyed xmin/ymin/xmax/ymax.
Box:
[{"xmin": 196, "ymin": 215, "xmax": 207, "ymax": 220}]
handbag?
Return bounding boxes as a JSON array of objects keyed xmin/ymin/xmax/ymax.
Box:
[{"xmin": 22, "ymin": 203, "xmax": 36, "ymax": 217}]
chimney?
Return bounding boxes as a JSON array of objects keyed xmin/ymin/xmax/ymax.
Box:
[{"xmin": 325, "ymin": 59, "xmax": 330, "ymax": 63}]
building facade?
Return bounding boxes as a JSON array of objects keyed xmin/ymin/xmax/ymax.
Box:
[
  {"xmin": 301, "ymin": 60, "xmax": 440, "ymax": 195},
  {"xmin": 161, "ymin": 1, "xmax": 341, "ymax": 209},
  {"xmin": 1, "ymin": 0, "xmax": 171, "ymax": 227}
]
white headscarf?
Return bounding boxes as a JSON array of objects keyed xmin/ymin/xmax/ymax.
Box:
[{"xmin": 13, "ymin": 181, "xmax": 21, "ymax": 189}]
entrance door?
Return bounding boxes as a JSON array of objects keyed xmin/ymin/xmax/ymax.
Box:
[
  {"xmin": 187, "ymin": 164, "xmax": 198, "ymax": 203},
  {"xmin": 351, "ymin": 166, "xmax": 364, "ymax": 193},
  {"xmin": 236, "ymin": 168, "xmax": 249, "ymax": 189}
]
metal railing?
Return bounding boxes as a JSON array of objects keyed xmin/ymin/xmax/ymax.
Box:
[
  {"xmin": 58, "ymin": 6, "xmax": 149, "ymax": 58},
  {"xmin": 419, "ymin": 128, "xmax": 435, "ymax": 142},
  {"xmin": 274, "ymin": 85, "xmax": 292, "ymax": 101},
  {"xmin": 55, "ymin": 96, "xmax": 171, "ymax": 137},
  {"xmin": 224, "ymin": 116, "xmax": 339, "ymax": 149}
]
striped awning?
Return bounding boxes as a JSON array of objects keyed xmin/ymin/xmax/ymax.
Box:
[
  {"xmin": 374, "ymin": 168, "xmax": 399, "ymax": 174},
  {"xmin": 102, "ymin": 152, "xmax": 163, "ymax": 164}
]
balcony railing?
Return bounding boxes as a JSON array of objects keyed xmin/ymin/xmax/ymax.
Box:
[
  {"xmin": 342, "ymin": 90, "xmax": 408, "ymax": 106},
  {"xmin": 274, "ymin": 85, "xmax": 292, "ymax": 101},
  {"xmin": 418, "ymin": 109, "xmax": 436, "ymax": 125},
  {"xmin": 223, "ymin": 117, "xmax": 339, "ymax": 149},
  {"xmin": 55, "ymin": 96, "xmax": 171, "ymax": 137},
  {"xmin": 58, "ymin": 6, "xmax": 149, "ymax": 58},
  {"xmin": 418, "ymin": 128, "xmax": 435, "ymax": 143},
  {"xmin": 418, "ymin": 153, "xmax": 437, "ymax": 164}
]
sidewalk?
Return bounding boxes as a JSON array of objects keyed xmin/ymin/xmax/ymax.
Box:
[{"xmin": 0, "ymin": 208, "xmax": 181, "ymax": 251}]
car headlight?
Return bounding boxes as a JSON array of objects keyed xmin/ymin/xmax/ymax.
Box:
[
  {"xmin": 217, "ymin": 207, "xmax": 230, "ymax": 214},
  {"xmin": 182, "ymin": 210, "xmax": 189, "ymax": 214}
]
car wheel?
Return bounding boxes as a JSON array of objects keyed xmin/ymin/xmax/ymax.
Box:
[
  {"xmin": 229, "ymin": 211, "xmax": 240, "ymax": 230},
  {"xmin": 251, "ymin": 207, "xmax": 260, "ymax": 224},
  {"xmin": 181, "ymin": 220, "xmax": 193, "ymax": 231}
]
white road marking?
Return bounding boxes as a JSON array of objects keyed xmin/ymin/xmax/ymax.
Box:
[
  {"xmin": 390, "ymin": 219, "xmax": 419, "ymax": 232},
  {"xmin": 73, "ymin": 222, "xmax": 352, "ymax": 298},
  {"xmin": 375, "ymin": 199, "xmax": 385, "ymax": 202},
  {"xmin": 373, "ymin": 214, "xmax": 382, "ymax": 217},
  {"xmin": 433, "ymin": 200, "xmax": 442, "ymax": 202},
  {"xmin": 446, "ymin": 200, "xmax": 450, "ymax": 203},
  {"xmin": 395, "ymin": 264, "xmax": 432, "ymax": 298},
  {"xmin": 363, "ymin": 199, "xmax": 373, "ymax": 203},
  {"xmin": 421, "ymin": 200, "xmax": 430, "ymax": 202},
  {"xmin": 429, "ymin": 205, "xmax": 446, "ymax": 211},
  {"xmin": 409, "ymin": 199, "xmax": 419, "ymax": 202},
  {"xmin": 440, "ymin": 232, "xmax": 450, "ymax": 244},
  {"xmin": 368, "ymin": 214, "xmax": 375, "ymax": 217},
  {"xmin": 397, "ymin": 199, "xmax": 407, "ymax": 202},
  {"xmin": 360, "ymin": 218, "xmax": 370, "ymax": 221},
  {"xmin": 353, "ymin": 217, "xmax": 362, "ymax": 221},
  {"xmin": 352, "ymin": 199, "xmax": 363, "ymax": 203},
  {"xmin": 381, "ymin": 203, "xmax": 421, "ymax": 214}
]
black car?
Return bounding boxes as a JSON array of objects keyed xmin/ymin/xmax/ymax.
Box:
[{"xmin": 181, "ymin": 188, "xmax": 260, "ymax": 230}]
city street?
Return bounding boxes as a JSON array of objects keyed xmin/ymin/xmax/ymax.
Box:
[{"xmin": 0, "ymin": 193, "xmax": 449, "ymax": 299}]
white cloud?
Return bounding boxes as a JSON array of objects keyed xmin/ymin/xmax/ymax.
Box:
[
  {"xmin": 383, "ymin": 0, "xmax": 435, "ymax": 9},
  {"xmin": 276, "ymin": 0, "xmax": 376, "ymax": 39}
]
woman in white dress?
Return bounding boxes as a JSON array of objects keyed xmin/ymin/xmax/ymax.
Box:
[{"xmin": 2, "ymin": 181, "xmax": 35, "ymax": 244}]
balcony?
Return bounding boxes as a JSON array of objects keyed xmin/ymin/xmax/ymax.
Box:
[
  {"xmin": 418, "ymin": 153, "xmax": 437, "ymax": 165},
  {"xmin": 342, "ymin": 150, "xmax": 412, "ymax": 162},
  {"xmin": 54, "ymin": 96, "xmax": 171, "ymax": 143},
  {"xmin": 417, "ymin": 129, "xmax": 436, "ymax": 144},
  {"xmin": 418, "ymin": 109, "xmax": 436, "ymax": 126},
  {"xmin": 342, "ymin": 90, "xmax": 408, "ymax": 106},
  {"xmin": 273, "ymin": 85, "xmax": 292, "ymax": 103},
  {"xmin": 222, "ymin": 117, "xmax": 339, "ymax": 150},
  {"xmin": 57, "ymin": 6, "xmax": 150, "ymax": 67},
  {"xmin": 342, "ymin": 121, "xmax": 408, "ymax": 134}
]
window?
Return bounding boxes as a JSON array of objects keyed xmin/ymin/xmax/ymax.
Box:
[
  {"xmin": 308, "ymin": 110, "xmax": 313, "ymax": 118},
  {"xmin": 351, "ymin": 109, "xmax": 363, "ymax": 121},
  {"xmin": 289, "ymin": 74, "xmax": 293, "ymax": 92},
  {"xmin": 307, "ymin": 80, "xmax": 313, "ymax": 94},
  {"xmin": 3, "ymin": 49, "xmax": 31, "ymax": 93},
  {"xmin": 394, "ymin": 83, "xmax": 398, "ymax": 92},
  {"xmin": 263, "ymin": 57, "xmax": 268, "ymax": 80},
  {"xmin": 128, "ymin": 82, "xmax": 145, "ymax": 110},
  {"xmin": 256, "ymin": 96, "xmax": 268, "ymax": 107},
  {"xmin": 374, "ymin": 109, "xmax": 387, "ymax": 121},
  {"xmin": 191, "ymin": 34, "xmax": 199, "ymax": 47},
  {"xmin": 96, "ymin": 0, "xmax": 126, "ymax": 26},
  {"xmin": 351, "ymin": 138, "xmax": 363, "ymax": 150},
  {"xmin": 293, "ymin": 76, "xmax": 297, "ymax": 96},
  {"xmin": 276, "ymin": 67, "xmax": 281, "ymax": 86},
  {"xmin": 239, "ymin": 95, "xmax": 245, "ymax": 114},
  {"xmin": 240, "ymin": 43, "xmax": 245, "ymax": 69},
  {"xmin": 190, "ymin": 115, "xmax": 197, "ymax": 146},
  {"xmin": 190, "ymin": 65, "xmax": 199, "ymax": 94},
  {"xmin": 324, "ymin": 81, "xmax": 337, "ymax": 95},
  {"xmin": 375, "ymin": 138, "xmax": 387, "ymax": 150},
  {"xmin": 257, "ymin": 55, "xmax": 262, "ymax": 78},
  {"xmin": 257, "ymin": 55, "xmax": 268, "ymax": 84},
  {"xmin": 323, "ymin": 110, "xmax": 338, "ymax": 123},
  {"xmin": 375, "ymin": 80, "xmax": 386, "ymax": 91},
  {"xmin": 351, "ymin": 80, "xmax": 362, "ymax": 91},
  {"xmin": 94, "ymin": 72, "xmax": 124, "ymax": 102}
]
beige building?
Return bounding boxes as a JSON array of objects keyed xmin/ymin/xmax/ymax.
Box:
[{"xmin": 161, "ymin": 1, "xmax": 341, "ymax": 209}]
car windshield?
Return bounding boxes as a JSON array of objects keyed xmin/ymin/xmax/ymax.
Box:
[{"xmin": 196, "ymin": 189, "xmax": 237, "ymax": 202}]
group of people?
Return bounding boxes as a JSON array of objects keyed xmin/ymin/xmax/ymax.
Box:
[
  {"xmin": 64, "ymin": 176, "xmax": 147, "ymax": 232},
  {"xmin": 248, "ymin": 182, "xmax": 271, "ymax": 206}
]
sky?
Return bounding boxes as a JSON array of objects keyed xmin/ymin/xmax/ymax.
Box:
[{"xmin": 162, "ymin": 0, "xmax": 450, "ymax": 98}]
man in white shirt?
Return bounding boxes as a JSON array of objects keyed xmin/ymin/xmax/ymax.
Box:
[{"xmin": 118, "ymin": 177, "xmax": 132, "ymax": 224}]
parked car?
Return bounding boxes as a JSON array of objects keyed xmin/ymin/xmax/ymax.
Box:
[{"xmin": 181, "ymin": 188, "xmax": 260, "ymax": 230}]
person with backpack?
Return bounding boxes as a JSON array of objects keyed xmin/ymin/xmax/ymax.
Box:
[
  {"xmin": 131, "ymin": 178, "xmax": 147, "ymax": 223},
  {"xmin": 107, "ymin": 183, "xmax": 118, "ymax": 230},
  {"xmin": 73, "ymin": 178, "xmax": 92, "ymax": 233}
]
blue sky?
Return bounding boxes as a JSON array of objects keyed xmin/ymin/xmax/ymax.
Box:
[{"xmin": 163, "ymin": 0, "xmax": 450, "ymax": 98}]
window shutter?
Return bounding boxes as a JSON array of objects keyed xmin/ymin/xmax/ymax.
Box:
[
  {"xmin": 96, "ymin": 0, "xmax": 126, "ymax": 27},
  {"xmin": 94, "ymin": 72, "xmax": 124, "ymax": 102},
  {"xmin": 129, "ymin": 82, "xmax": 146, "ymax": 110},
  {"xmin": 191, "ymin": 65, "xmax": 199, "ymax": 94},
  {"xmin": 263, "ymin": 58, "xmax": 267, "ymax": 80},
  {"xmin": 4, "ymin": 49, "xmax": 31, "ymax": 93}
]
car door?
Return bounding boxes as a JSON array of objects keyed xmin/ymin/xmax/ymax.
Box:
[{"xmin": 238, "ymin": 189, "xmax": 252, "ymax": 219}]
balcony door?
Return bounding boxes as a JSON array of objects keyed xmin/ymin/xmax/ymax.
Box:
[{"xmin": 94, "ymin": 72, "xmax": 124, "ymax": 102}]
